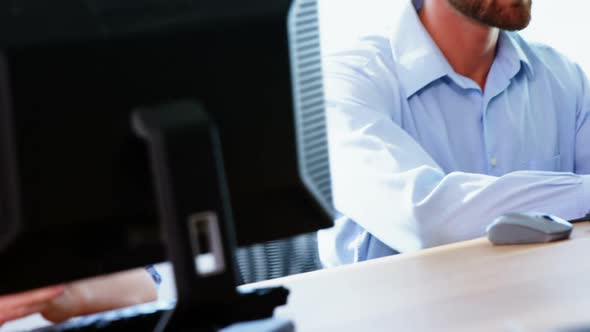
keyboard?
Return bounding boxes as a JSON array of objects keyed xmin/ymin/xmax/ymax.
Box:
[
  {"xmin": 30, "ymin": 300, "xmax": 294, "ymax": 332},
  {"xmin": 32, "ymin": 300, "xmax": 174, "ymax": 332}
]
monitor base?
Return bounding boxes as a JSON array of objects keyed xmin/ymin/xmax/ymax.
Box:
[
  {"xmin": 132, "ymin": 101, "xmax": 289, "ymax": 332},
  {"xmin": 155, "ymin": 288, "xmax": 290, "ymax": 332}
]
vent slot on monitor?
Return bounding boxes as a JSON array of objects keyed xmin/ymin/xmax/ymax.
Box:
[{"xmin": 288, "ymin": 0, "xmax": 333, "ymax": 218}]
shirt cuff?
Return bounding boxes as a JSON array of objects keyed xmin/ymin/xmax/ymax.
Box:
[{"xmin": 145, "ymin": 265, "xmax": 162, "ymax": 286}]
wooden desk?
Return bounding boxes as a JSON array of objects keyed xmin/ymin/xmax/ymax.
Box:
[{"xmin": 243, "ymin": 223, "xmax": 590, "ymax": 332}]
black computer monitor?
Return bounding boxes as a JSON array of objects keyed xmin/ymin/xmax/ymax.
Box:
[{"xmin": 0, "ymin": 0, "xmax": 332, "ymax": 322}]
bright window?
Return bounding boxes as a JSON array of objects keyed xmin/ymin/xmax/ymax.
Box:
[{"xmin": 520, "ymin": 0, "xmax": 590, "ymax": 74}]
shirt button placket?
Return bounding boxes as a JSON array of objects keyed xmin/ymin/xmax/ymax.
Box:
[{"xmin": 482, "ymin": 96, "xmax": 497, "ymax": 175}]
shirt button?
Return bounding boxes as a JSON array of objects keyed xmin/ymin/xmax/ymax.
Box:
[{"xmin": 490, "ymin": 158, "xmax": 497, "ymax": 167}]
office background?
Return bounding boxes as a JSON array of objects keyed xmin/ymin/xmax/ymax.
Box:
[{"xmin": 1, "ymin": 0, "xmax": 588, "ymax": 331}]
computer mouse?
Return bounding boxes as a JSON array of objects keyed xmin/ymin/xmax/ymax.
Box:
[{"xmin": 486, "ymin": 212, "xmax": 573, "ymax": 245}]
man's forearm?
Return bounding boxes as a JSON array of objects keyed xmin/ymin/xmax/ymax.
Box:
[{"xmin": 41, "ymin": 268, "xmax": 158, "ymax": 322}]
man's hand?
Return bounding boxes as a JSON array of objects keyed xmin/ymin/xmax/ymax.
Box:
[
  {"xmin": 0, "ymin": 268, "xmax": 158, "ymax": 325},
  {"xmin": 41, "ymin": 268, "xmax": 158, "ymax": 323},
  {"xmin": 0, "ymin": 285, "xmax": 65, "ymax": 326}
]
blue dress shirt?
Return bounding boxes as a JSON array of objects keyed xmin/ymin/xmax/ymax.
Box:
[{"xmin": 317, "ymin": 0, "xmax": 590, "ymax": 267}]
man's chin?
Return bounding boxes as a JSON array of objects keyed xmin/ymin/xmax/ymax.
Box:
[
  {"xmin": 480, "ymin": 6, "xmax": 531, "ymax": 31},
  {"xmin": 448, "ymin": 0, "xmax": 532, "ymax": 31},
  {"xmin": 496, "ymin": 13, "xmax": 531, "ymax": 31}
]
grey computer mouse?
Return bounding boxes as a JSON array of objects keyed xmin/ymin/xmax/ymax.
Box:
[{"xmin": 486, "ymin": 212, "xmax": 573, "ymax": 245}]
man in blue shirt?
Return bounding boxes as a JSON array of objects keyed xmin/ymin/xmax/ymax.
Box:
[{"xmin": 318, "ymin": 0, "xmax": 590, "ymax": 266}]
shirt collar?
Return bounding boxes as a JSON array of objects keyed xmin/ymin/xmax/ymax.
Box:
[
  {"xmin": 495, "ymin": 31, "xmax": 535, "ymax": 79},
  {"xmin": 390, "ymin": 0, "xmax": 534, "ymax": 99}
]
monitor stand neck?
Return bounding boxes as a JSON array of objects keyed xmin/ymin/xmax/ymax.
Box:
[{"xmin": 132, "ymin": 100, "xmax": 289, "ymax": 332}]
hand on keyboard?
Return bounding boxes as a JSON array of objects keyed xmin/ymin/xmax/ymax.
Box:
[
  {"xmin": 40, "ymin": 268, "xmax": 158, "ymax": 323},
  {"xmin": 0, "ymin": 285, "xmax": 65, "ymax": 326},
  {"xmin": 0, "ymin": 268, "xmax": 157, "ymax": 326}
]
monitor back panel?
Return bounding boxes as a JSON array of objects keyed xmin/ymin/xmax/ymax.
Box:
[{"xmin": 0, "ymin": 0, "xmax": 331, "ymax": 293}]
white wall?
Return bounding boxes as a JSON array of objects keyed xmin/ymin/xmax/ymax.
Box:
[
  {"xmin": 319, "ymin": 0, "xmax": 401, "ymax": 53},
  {"xmin": 520, "ymin": 0, "xmax": 590, "ymax": 74}
]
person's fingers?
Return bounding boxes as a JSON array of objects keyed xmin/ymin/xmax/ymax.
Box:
[
  {"xmin": 0, "ymin": 302, "xmax": 49, "ymax": 325},
  {"xmin": 40, "ymin": 287, "xmax": 79, "ymax": 323},
  {"xmin": 0, "ymin": 285, "xmax": 65, "ymax": 310}
]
